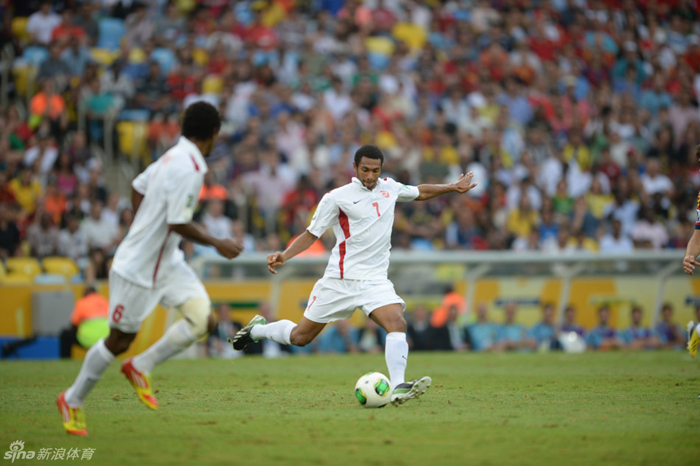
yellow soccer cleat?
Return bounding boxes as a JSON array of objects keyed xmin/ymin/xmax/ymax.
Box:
[
  {"xmin": 687, "ymin": 321, "xmax": 699, "ymax": 358},
  {"xmin": 57, "ymin": 391, "xmax": 88, "ymax": 436},
  {"xmin": 121, "ymin": 358, "xmax": 159, "ymax": 410}
]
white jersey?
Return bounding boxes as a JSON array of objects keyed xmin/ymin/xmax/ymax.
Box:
[
  {"xmin": 307, "ymin": 177, "xmax": 419, "ymax": 280},
  {"xmin": 111, "ymin": 137, "xmax": 207, "ymax": 289}
]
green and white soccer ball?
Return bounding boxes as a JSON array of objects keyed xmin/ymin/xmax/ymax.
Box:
[{"xmin": 354, "ymin": 372, "xmax": 392, "ymax": 408}]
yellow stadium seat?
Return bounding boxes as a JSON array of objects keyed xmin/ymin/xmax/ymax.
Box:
[
  {"xmin": 0, "ymin": 273, "xmax": 33, "ymax": 285},
  {"xmin": 202, "ymin": 75, "xmax": 223, "ymax": 95},
  {"xmin": 176, "ymin": 0, "xmax": 196, "ymax": 13},
  {"xmin": 42, "ymin": 257, "xmax": 80, "ymax": 278},
  {"xmin": 365, "ymin": 36, "xmax": 395, "ymax": 56},
  {"xmin": 11, "ymin": 17, "xmax": 29, "ymax": 42},
  {"xmin": 192, "ymin": 49, "xmax": 209, "ymax": 67},
  {"xmin": 12, "ymin": 66, "xmax": 32, "ymax": 98},
  {"xmin": 90, "ymin": 48, "xmax": 119, "ymax": 66},
  {"xmin": 128, "ymin": 47, "xmax": 147, "ymax": 64},
  {"xmin": 0, "ymin": 261, "xmax": 6, "ymax": 280},
  {"xmin": 6, "ymin": 257, "xmax": 42, "ymax": 278},
  {"xmin": 117, "ymin": 121, "xmax": 149, "ymax": 163}
]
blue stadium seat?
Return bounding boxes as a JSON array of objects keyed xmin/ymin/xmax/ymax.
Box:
[
  {"xmin": 367, "ymin": 52, "xmax": 390, "ymax": 70},
  {"xmin": 98, "ymin": 18, "xmax": 126, "ymax": 51},
  {"xmin": 150, "ymin": 48, "xmax": 177, "ymax": 75},
  {"xmin": 22, "ymin": 46, "xmax": 49, "ymax": 67}
]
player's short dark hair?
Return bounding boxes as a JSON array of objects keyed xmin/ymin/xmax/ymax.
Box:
[
  {"xmin": 354, "ymin": 145, "xmax": 384, "ymax": 167},
  {"xmin": 181, "ymin": 102, "xmax": 221, "ymax": 141}
]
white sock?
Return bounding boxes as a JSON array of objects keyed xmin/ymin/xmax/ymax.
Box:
[
  {"xmin": 385, "ymin": 332, "xmax": 408, "ymax": 387},
  {"xmin": 250, "ymin": 320, "xmax": 295, "ymax": 345},
  {"xmin": 64, "ymin": 339, "xmax": 115, "ymax": 407},
  {"xmin": 132, "ymin": 320, "xmax": 197, "ymax": 375}
]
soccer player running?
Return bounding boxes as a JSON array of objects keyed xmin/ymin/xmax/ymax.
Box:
[
  {"xmin": 683, "ymin": 146, "xmax": 700, "ymax": 360},
  {"xmin": 58, "ymin": 102, "xmax": 243, "ymax": 435},
  {"xmin": 231, "ymin": 145, "xmax": 477, "ymax": 406}
]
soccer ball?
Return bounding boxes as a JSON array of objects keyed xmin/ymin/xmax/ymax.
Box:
[{"xmin": 354, "ymin": 372, "xmax": 392, "ymax": 408}]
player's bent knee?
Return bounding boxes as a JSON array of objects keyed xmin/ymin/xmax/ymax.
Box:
[
  {"xmin": 177, "ymin": 298, "xmax": 211, "ymax": 338},
  {"xmin": 104, "ymin": 330, "xmax": 136, "ymax": 355},
  {"xmin": 290, "ymin": 330, "xmax": 312, "ymax": 347},
  {"xmin": 386, "ymin": 315, "xmax": 407, "ymax": 333}
]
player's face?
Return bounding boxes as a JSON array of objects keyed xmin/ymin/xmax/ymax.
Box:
[{"xmin": 353, "ymin": 157, "xmax": 382, "ymax": 190}]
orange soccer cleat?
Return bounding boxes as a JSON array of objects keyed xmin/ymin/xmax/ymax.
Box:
[
  {"xmin": 120, "ymin": 358, "xmax": 159, "ymax": 410},
  {"xmin": 57, "ymin": 391, "xmax": 88, "ymax": 436}
]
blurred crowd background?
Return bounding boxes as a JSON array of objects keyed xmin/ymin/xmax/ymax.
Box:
[{"xmin": 1, "ymin": 0, "xmax": 700, "ymax": 282}]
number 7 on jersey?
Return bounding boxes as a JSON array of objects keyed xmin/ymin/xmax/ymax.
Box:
[{"xmin": 372, "ymin": 202, "xmax": 380, "ymax": 217}]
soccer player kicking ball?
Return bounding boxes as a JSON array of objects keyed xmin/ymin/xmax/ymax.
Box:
[
  {"xmin": 58, "ymin": 103, "xmax": 243, "ymax": 435},
  {"xmin": 231, "ymin": 145, "xmax": 477, "ymax": 406}
]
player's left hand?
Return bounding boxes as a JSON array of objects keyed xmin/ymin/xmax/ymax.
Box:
[
  {"xmin": 452, "ymin": 172, "xmax": 477, "ymax": 194},
  {"xmin": 267, "ymin": 251, "xmax": 285, "ymax": 274}
]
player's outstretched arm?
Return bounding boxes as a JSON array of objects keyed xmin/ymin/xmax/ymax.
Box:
[
  {"xmin": 683, "ymin": 229, "xmax": 700, "ymax": 274},
  {"xmin": 267, "ymin": 230, "xmax": 318, "ymax": 274},
  {"xmin": 169, "ymin": 223, "xmax": 243, "ymax": 259},
  {"xmin": 414, "ymin": 172, "xmax": 477, "ymax": 201}
]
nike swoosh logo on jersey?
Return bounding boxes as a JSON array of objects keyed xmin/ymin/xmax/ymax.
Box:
[{"xmin": 353, "ymin": 200, "xmax": 361, "ymax": 204}]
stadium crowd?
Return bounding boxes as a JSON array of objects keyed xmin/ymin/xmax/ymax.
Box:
[
  {"xmin": 208, "ymin": 296, "xmax": 697, "ymax": 357},
  {"xmin": 1, "ymin": 0, "xmax": 700, "ymax": 279}
]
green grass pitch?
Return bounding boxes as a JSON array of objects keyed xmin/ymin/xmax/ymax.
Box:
[{"xmin": 1, "ymin": 352, "xmax": 698, "ymax": 466}]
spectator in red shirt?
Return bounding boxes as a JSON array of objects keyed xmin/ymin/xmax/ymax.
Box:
[
  {"xmin": 372, "ymin": 0, "xmax": 397, "ymax": 35},
  {"xmin": 529, "ymin": 23, "xmax": 557, "ymax": 62},
  {"xmin": 167, "ymin": 64, "xmax": 199, "ymax": 101},
  {"xmin": 281, "ymin": 175, "xmax": 319, "ymax": 230},
  {"xmin": 247, "ymin": 10, "xmax": 278, "ymax": 51},
  {"xmin": 51, "ymin": 9, "xmax": 86, "ymax": 49},
  {"xmin": 0, "ymin": 171, "xmax": 17, "ymax": 205}
]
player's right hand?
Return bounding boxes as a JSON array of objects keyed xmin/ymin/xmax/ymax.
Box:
[
  {"xmin": 683, "ymin": 254, "xmax": 700, "ymax": 275},
  {"xmin": 267, "ymin": 251, "xmax": 285, "ymax": 274},
  {"xmin": 215, "ymin": 238, "xmax": 243, "ymax": 259}
]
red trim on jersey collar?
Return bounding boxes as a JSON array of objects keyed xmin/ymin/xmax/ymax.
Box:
[{"xmin": 338, "ymin": 208, "xmax": 351, "ymax": 279}]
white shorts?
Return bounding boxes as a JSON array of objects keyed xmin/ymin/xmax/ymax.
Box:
[
  {"xmin": 303, "ymin": 277, "xmax": 405, "ymax": 324},
  {"xmin": 108, "ymin": 262, "xmax": 209, "ymax": 333}
]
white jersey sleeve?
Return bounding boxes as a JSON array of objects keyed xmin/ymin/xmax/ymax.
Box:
[
  {"xmin": 386, "ymin": 178, "xmax": 419, "ymax": 202},
  {"xmin": 166, "ymin": 172, "xmax": 201, "ymax": 225},
  {"xmin": 132, "ymin": 162, "xmax": 158, "ymax": 194},
  {"xmin": 307, "ymin": 193, "xmax": 339, "ymax": 237}
]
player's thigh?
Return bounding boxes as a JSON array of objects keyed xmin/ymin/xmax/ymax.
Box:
[
  {"xmin": 108, "ymin": 271, "xmax": 161, "ymax": 333},
  {"xmin": 160, "ymin": 262, "xmax": 210, "ymax": 310},
  {"xmin": 360, "ymin": 280, "xmax": 407, "ymax": 332},
  {"xmin": 302, "ymin": 277, "xmax": 357, "ymax": 324}
]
